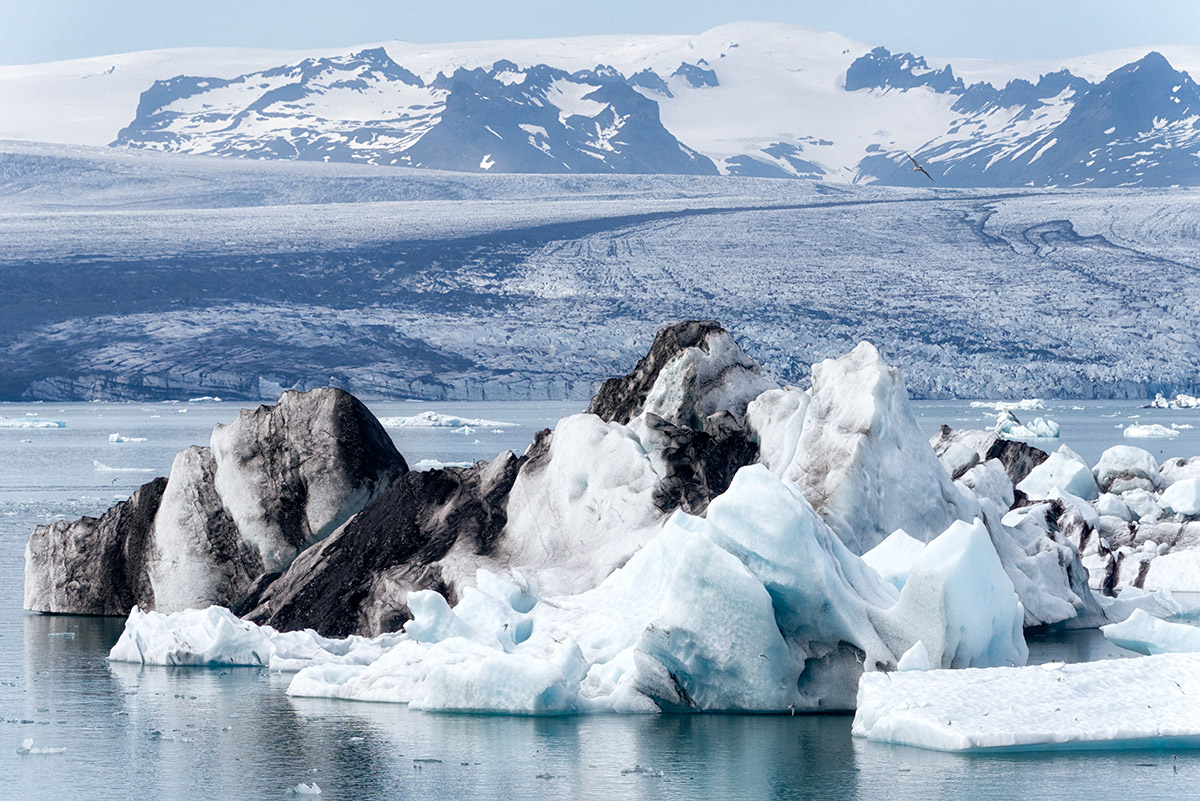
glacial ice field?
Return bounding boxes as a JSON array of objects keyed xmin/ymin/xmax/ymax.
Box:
[
  {"xmin": 1, "ymin": 141, "xmax": 1198, "ymax": 403},
  {"xmin": 4, "ymin": 400, "xmax": 1200, "ymax": 800}
]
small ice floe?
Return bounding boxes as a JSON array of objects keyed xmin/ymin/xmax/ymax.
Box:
[
  {"xmin": 93, "ymin": 461, "xmax": 155, "ymax": 473},
  {"xmin": 1150, "ymin": 393, "xmax": 1200, "ymax": 410},
  {"xmin": 17, "ymin": 738, "xmax": 66, "ymax": 755},
  {"xmin": 187, "ymin": 396, "xmax": 223, "ymax": 403},
  {"xmin": 290, "ymin": 783, "xmax": 321, "ymax": 795},
  {"xmin": 969, "ymin": 399, "xmax": 1044, "ymax": 411},
  {"xmin": 1173, "ymin": 423, "xmax": 1194, "ymax": 430},
  {"xmin": 0, "ymin": 418, "xmax": 66, "ymax": 429},
  {"xmin": 994, "ymin": 410, "xmax": 1060, "ymax": 439},
  {"xmin": 411, "ymin": 459, "xmax": 476, "ymax": 471},
  {"xmin": 47, "ymin": 632, "xmax": 76, "ymax": 640},
  {"xmin": 1123, "ymin": 424, "xmax": 1180, "ymax": 439},
  {"xmin": 109, "ymin": 433, "xmax": 148, "ymax": 443},
  {"xmin": 453, "ymin": 425, "xmax": 474, "ymax": 436},
  {"xmin": 377, "ymin": 411, "xmax": 519, "ymax": 429},
  {"xmin": 621, "ymin": 765, "xmax": 664, "ymax": 777}
]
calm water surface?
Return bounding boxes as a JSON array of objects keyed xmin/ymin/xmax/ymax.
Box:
[{"xmin": 2, "ymin": 398, "xmax": 1199, "ymax": 800}]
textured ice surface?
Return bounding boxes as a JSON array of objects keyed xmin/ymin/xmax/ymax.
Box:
[
  {"xmin": 1017, "ymin": 445, "xmax": 1098, "ymax": 501},
  {"xmin": 1102, "ymin": 609, "xmax": 1200, "ymax": 654},
  {"xmin": 994, "ymin": 411, "xmax": 1061, "ymax": 440},
  {"xmin": 1124, "ymin": 424, "xmax": 1180, "ymax": 439},
  {"xmin": 854, "ymin": 653, "xmax": 1200, "ymax": 751},
  {"xmin": 1160, "ymin": 478, "xmax": 1200, "ymax": 517},
  {"xmin": 861, "ymin": 530, "xmax": 927, "ymax": 591},
  {"xmin": 108, "ymin": 605, "xmax": 402, "ymax": 669}
]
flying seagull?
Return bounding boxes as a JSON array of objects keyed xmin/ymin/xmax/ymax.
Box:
[{"xmin": 904, "ymin": 151, "xmax": 934, "ymax": 182}]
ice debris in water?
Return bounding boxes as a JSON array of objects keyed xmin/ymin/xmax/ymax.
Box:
[
  {"xmin": 1150, "ymin": 393, "xmax": 1200, "ymax": 410},
  {"xmin": 376, "ymin": 411, "xmax": 518, "ymax": 428},
  {"xmin": 0, "ymin": 418, "xmax": 66, "ymax": 429},
  {"xmin": 109, "ymin": 433, "xmax": 148, "ymax": 443},
  {"xmin": 17, "ymin": 738, "xmax": 66, "ymax": 755},
  {"xmin": 290, "ymin": 783, "xmax": 321, "ymax": 795}
]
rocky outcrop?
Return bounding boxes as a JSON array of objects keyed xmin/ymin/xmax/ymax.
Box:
[
  {"xmin": 241, "ymin": 453, "xmax": 519, "ymax": 637},
  {"xmin": 24, "ymin": 387, "xmax": 406, "ymax": 615},
  {"xmin": 24, "ymin": 477, "xmax": 165, "ymax": 614}
]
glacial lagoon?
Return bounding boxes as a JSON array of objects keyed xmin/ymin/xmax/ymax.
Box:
[{"xmin": 2, "ymin": 398, "xmax": 1200, "ymax": 800}]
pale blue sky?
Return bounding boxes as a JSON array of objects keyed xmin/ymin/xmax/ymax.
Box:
[{"xmin": 3, "ymin": 0, "xmax": 1199, "ymax": 65}]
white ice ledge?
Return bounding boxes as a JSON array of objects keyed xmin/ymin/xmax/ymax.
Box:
[{"xmin": 853, "ymin": 654, "xmax": 1200, "ymax": 752}]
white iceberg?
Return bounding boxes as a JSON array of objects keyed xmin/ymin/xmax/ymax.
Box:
[
  {"xmin": 290, "ymin": 783, "xmax": 321, "ymax": 796},
  {"xmin": 410, "ymin": 458, "xmax": 475, "ymax": 471},
  {"xmin": 1093, "ymin": 445, "xmax": 1162, "ymax": 493},
  {"xmin": 994, "ymin": 411, "xmax": 1060, "ymax": 440},
  {"xmin": 854, "ymin": 653, "xmax": 1200, "ymax": 751},
  {"xmin": 0, "ymin": 417, "xmax": 66, "ymax": 429},
  {"xmin": 376, "ymin": 411, "xmax": 519, "ymax": 429},
  {"xmin": 969, "ymin": 400, "xmax": 1045, "ymax": 411},
  {"xmin": 861, "ymin": 529, "xmax": 926, "ymax": 591},
  {"xmin": 1102, "ymin": 609, "xmax": 1200, "ymax": 655},
  {"xmin": 92, "ymin": 460, "xmax": 156, "ymax": 473},
  {"xmin": 1150, "ymin": 393, "xmax": 1200, "ymax": 410},
  {"xmin": 109, "ymin": 433, "xmax": 148, "ymax": 443},
  {"xmin": 108, "ymin": 605, "xmax": 402, "ymax": 670},
  {"xmin": 1123, "ymin": 424, "xmax": 1180, "ymax": 439}
]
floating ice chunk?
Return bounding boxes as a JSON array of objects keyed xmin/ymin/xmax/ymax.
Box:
[
  {"xmin": 854, "ymin": 653, "xmax": 1200, "ymax": 751},
  {"xmin": 1016, "ymin": 445, "xmax": 1098, "ymax": 501},
  {"xmin": 994, "ymin": 411, "xmax": 1060, "ymax": 440},
  {"xmin": 1160, "ymin": 478, "xmax": 1200, "ymax": 517},
  {"xmin": 109, "ymin": 433, "xmax": 148, "ymax": 443},
  {"xmin": 92, "ymin": 460, "xmax": 155, "ymax": 473},
  {"xmin": 1093, "ymin": 446, "xmax": 1162, "ymax": 493},
  {"xmin": 376, "ymin": 411, "xmax": 519, "ymax": 429},
  {"xmin": 861, "ymin": 529, "xmax": 926, "ymax": 591},
  {"xmin": 0, "ymin": 417, "xmax": 66, "ymax": 428},
  {"xmin": 47, "ymin": 632, "xmax": 75, "ymax": 639},
  {"xmin": 1123, "ymin": 424, "xmax": 1180, "ymax": 439},
  {"xmin": 17, "ymin": 738, "xmax": 66, "ymax": 755},
  {"xmin": 969, "ymin": 400, "xmax": 1044, "ymax": 411},
  {"xmin": 410, "ymin": 458, "xmax": 475, "ymax": 471},
  {"xmin": 109, "ymin": 606, "xmax": 273, "ymax": 666},
  {"xmin": 187, "ymin": 396, "xmax": 223, "ymax": 403},
  {"xmin": 897, "ymin": 641, "xmax": 931, "ymax": 671},
  {"xmin": 1102, "ymin": 609, "xmax": 1200, "ymax": 654},
  {"xmin": 1150, "ymin": 393, "xmax": 1200, "ymax": 409},
  {"xmin": 290, "ymin": 783, "xmax": 321, "ymax": 795}
]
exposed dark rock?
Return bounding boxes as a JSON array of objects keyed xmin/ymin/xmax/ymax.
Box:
[
  {"xmin": 243, "ymin": 452, "xmax": 520, "ymax": 637},
  {"xmin": 24, "ymin": 477, "xmax": 165, "ymax": 615}
]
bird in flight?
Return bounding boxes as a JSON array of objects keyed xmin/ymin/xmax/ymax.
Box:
[{"xmin": 905, "ymin": 151, "xmax": 934, "ymax": 182}]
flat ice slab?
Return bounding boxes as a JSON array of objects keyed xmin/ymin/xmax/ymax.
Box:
[{"xmin": 853, "ymin": 654, "xmax": 1200, "ymax": 752}]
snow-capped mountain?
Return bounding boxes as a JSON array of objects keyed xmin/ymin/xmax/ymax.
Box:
[
  {"xmin": 114, "ymin": 49, "xmax": 717, "ymax": 174},
  {"xmin": 3, "ymin": 23, "xmax": 1200, "ymax": 184}
]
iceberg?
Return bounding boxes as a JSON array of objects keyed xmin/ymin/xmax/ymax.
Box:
[
  {"xmin": 92, "ymin": 461, "xmax": 155, "ymax": 473},
  {"xmin": 1016, "ymin": 445, "xmax": 1098, "ymax": 501},
  {"xmin": 969, "ymin": 399, "xmax": 1045, "ymax": 411},
  {"xmin": 1102, "ymin": 608, "xmax": 1200, "ymax": 654},
  {"xmin": 861, "ymin": 529, "xmax": 926, "ymax": 591},
  {"xmin": 376, "ymin": 411, "xmax": 519, "ymax": 429},
  {"xmin": 1150, "ymin": 393, "xmax": 1200, "ymax": 409},
  {"xmin": 993, "ymin": 411, "xmax": 1060, "ymax": 440},
  {"xmin": 0, "ymin": 417, "xmax": 66, "ymax": 429},
  {"xmin": 108, "ymin": 605, "xmax": 403, "ymax": 670},
  {"xmin": 1123, "ymin": 424, "xmax": 1181, "ymax": 439},
  {"xmin": 1160, "ymin": 478, "xmax": 1200, "ymax": 518},
  {"xmin": 109, "ymin": 433, "xmax": 148, "ymax": 443},
  {"xmin": 854, "ymin": 653, "xmax": 1200, "ymax": 751}
]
